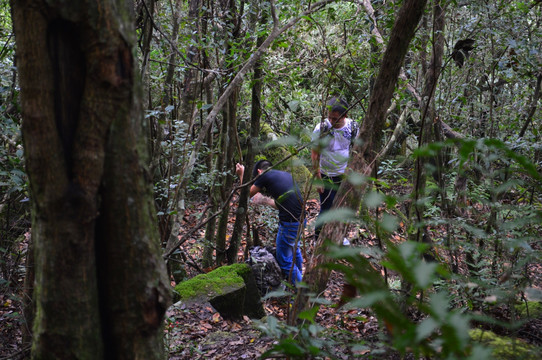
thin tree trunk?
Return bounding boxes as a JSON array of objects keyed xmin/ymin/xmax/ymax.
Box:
[
  {"xmin": 201, "ymin": 78, "xmax": 216, "ymax": 269},
  {"xmin": 215, "ymin": 92, "xmax": 239, "ymax": 265},
  {"xmin": 163, "ymin": 0, "xmax": 202, "ymax": 265},
  {"xmin": 519, "ymin": 73, "xmax": 542, "ymax": 138},
  {"xmin": 410, "ymin": 1, "xmax": 446, "ymax": 244},
  {"xmin": 226, "ymin": 4, "xmax": 265, "ymax": 264}
]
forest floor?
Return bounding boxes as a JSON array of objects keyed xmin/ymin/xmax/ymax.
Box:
[
  {"xmin": 164, "ymin": 198, "xmax": 399, "ymax": 360},
  {"xmin": 1, "ymin": 197, "xmax": 541, "ymax": 359},
  {"xmin": 163, "ymin": 197, "xmax": 542, "ymax": 359}
]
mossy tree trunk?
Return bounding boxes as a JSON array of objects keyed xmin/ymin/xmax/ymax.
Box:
[{"xmin": 11, "ymin": 1, "xmax": 170, "ymax": 358}]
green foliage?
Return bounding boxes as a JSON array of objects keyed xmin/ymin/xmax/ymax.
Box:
[
  {"xmin": 256, "ymin": 293, "xmax": 341, "ymax": 359},
  {"xmin": 3, "ymin": 0, "xmax": 542, "ymax": 355},
  {"xmin": 514, "ymin": 301, "xmax": 542, "ymax": 319},
  {"xmin": 259, "ymin": 130, "xmax": 541, "ymax": 358},
  {"xmin": 328, "ymin": 242, "xmax": 480, "ymax": 359}
]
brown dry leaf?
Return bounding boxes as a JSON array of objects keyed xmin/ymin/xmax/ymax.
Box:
[
  {"xmin": 201, "ymin": 322, "xmax": 213, "ymax": 330},
  {"xmin": 212, "ymin": 313, "xmax": 222, "ymax": 323},
  {"xmin": 230, "ymin": 322, "xmax": 242, "ymax": 332}
]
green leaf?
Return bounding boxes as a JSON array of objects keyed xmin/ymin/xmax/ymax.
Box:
[
  {"xmin": 264, "ymin": 135, "xmax": 299, "ymax": 148},
  {"xmin": 346, "ymin": 172, "xmax": 368, "ymax": 186},
  {"xmin": 447, "ymin": 312, "xmax": 470, "ymax": 348},
  {"xmin": 287, "ymin": 100, "xmax": 300, "ymax": 112},
  {"xmin": 413, "ymin": 261, "xmax": 438, "ymax": 288},
  {"xmin": 380, "ymin": 213, "xmax": 398, "ymax": 232},
  {"xmin": 364, "ymin": 191, "xmax": 384, "ymax": 209},
  {"xmin": 273, "ymin": 339, "xmax": 305, "ymax": 356},
  {"xmin": 298, "ymin": 305, "xmax": 319, "ymax": 323},
  {"xmin": 429, "ymin": 292, "xmax": 450, "ymax": 320},
  {"xmin": 313, "ymin": 208, "xmax": 357, "ymax": 228},
  {"xmin": 416, "ymin": 317, "xmax": 438, "ymax": 342}
]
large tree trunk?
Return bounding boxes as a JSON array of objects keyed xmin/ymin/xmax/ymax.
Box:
[
  {"xmin": 292, "ymin": 0, "xmax": 428, "ymax": 320},
  {"xmin": 11, "ymin": 1, "xmax": 170, "ymax": 358}
]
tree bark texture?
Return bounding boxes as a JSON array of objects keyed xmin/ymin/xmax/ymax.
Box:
[
  {"xmin": 11, "ymin": 1, "xmax": 170, "ymax": 358},
  {"xmin": 293, "ymin": 0, "xmax": 428, "ymax": 319}
]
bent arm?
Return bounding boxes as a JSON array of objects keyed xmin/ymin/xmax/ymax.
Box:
[{"xmin": 249, "ymin": 185, "xmax": 261, "ymax": 198}]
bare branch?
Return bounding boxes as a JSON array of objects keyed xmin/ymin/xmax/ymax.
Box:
[{"xmin": 379, "ymin": 102, "xmax": 410, "ymax": 159}]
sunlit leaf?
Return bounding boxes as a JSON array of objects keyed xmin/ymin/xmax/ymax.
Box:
[
  {"xmin": 313, "ymin": 208, "xmax": 357, "ymax": 228},
  {"xmin": 364, "ymin": 191, "xmax": 384, "ymax": 209},
  {"xmin": 265, "ymin": 135, "xmax": 299, "ymax": 148},
  {"xmin": 416, "ymin": 317, "xmax": 438, "ymax": 342},
  {"xmin": 413, "ymin": 261, "xmax": 438, "ymax": 288}
]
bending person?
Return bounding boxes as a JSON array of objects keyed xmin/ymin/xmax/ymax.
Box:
[{"xmin": 236, "ymin": 160, "xmax": 304, "ymax": 285}]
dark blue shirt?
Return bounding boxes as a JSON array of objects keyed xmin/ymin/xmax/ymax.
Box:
[{"xmin": 254, "ymin": 169, "xmax": 303, "ymax": 223}]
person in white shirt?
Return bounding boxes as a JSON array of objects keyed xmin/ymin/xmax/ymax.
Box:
[{"xmin": 311, "ymin": 97, "xmax": 359, "ymax": 240}]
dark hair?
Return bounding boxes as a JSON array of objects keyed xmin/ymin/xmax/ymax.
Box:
[
  {"xmin": 326, "ymin": 97, "xmax": 348, "ymax": 116},
  {"xmin": 252, "ymin": 159, "xmax": 272, "ymax": 178}
]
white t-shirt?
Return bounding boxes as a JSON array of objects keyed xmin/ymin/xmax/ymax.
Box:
[{"xmin": 312, "ymin": 118, "xmax": 358, "ymax": 177}]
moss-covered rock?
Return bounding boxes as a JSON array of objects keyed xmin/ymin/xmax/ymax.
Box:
[
  {"xmin": 469, "ymin": 329, "xmax": 538, "ymax": 360},
  {"xmin": 174, "ymin": 264, "xmax": 245, "ymax": 301},
  {"xmin": 173, "ymin": 264, "xmax": 265, "ymax": 319}
]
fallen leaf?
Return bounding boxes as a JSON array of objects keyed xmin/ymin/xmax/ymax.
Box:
[{"xmin": 212, "ymin": 313, "xmax": 222, "ymax": 323}]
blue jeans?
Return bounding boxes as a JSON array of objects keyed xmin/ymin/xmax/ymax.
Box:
[{"xmin": 276, "ymin": 221, "xmax": 303, "ymax": 285}]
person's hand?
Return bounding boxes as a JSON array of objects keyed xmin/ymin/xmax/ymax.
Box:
[
  {"xmin": 235, "ymin": 163, "xmax": 245, "ymax": 180},
  {"xmin": 251, "ymin": 193, "xmax": 266, "ymax": 205},
  {"xmin": 251, "ymin": 193, "xmax": 276, "ymax": 208}
]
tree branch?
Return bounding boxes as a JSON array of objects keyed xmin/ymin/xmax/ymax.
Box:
[{"xmin": 519, "ymin": 73, "xmax": 542, "ymax": 138}]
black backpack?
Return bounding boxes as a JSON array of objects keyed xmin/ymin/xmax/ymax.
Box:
[{"xmin": 246, "ymin": 246, "xmax": 283, "ymax": 296}]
